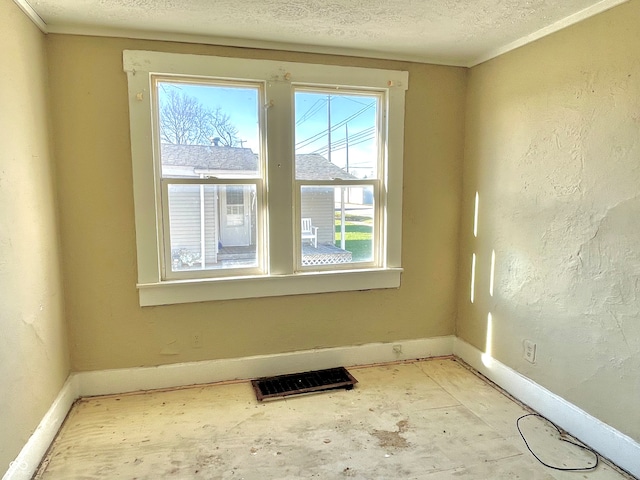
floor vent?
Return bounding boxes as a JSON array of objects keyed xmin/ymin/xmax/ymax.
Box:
[{"xmin": 251, "ymin": 367, "xmax": 358, "ymax": 401}]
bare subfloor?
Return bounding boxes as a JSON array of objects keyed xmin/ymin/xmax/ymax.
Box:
[{"xmin": 35, "ymin": 358, "xmax": 634, "ymax": 479}]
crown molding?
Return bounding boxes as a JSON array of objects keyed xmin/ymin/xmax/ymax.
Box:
[
  {"xmin": 44, "ymin": 23, "xmax": 466, "ymax": 67},
  {"xmin": 13, "ymin": 0, "xmax": 632, "ymax": 69},
  {"xmin": 468, "ymin": 0, "xmax": 630, "ymax": 66},
  {"xmin": 12, "ymin": 0, "xmax": 47, "ymax": 33}
]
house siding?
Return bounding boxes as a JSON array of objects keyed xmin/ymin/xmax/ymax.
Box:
[
  {"xmin": 168, "ymin": 185, "xmax": 218, "ymax": 265},
  {"xmin": 301, "ymin": 188, "xmax": 335, "ymax": 246}
]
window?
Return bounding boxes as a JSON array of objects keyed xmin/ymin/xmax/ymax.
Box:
[
  {"xmin": 295, "ymin": 90, "xmax": 380, "ymax": 269},
  {"xmin": 157, "ymin": 79, "xmax": 262, "ymax": 278},
  {"xmin": 124, "ymin": 50, "xmax": 408, "ymax": 305}
]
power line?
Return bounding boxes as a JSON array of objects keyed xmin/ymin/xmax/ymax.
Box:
[
  {"xmin": 341, "ymin": 95, "xmax": 374, "ymax": 107},
  {"xmin": 295, "ymin": 127, "xmax": 332, "ymax": 151},
  {"xmin": 295, "ymin": 100, "xmax": 375, "ymax": 151},
  {"xmin": 295, "ymin": 97, "xmax": 326, "ymax": 126},
  {"xmin": 312, "ymin": 134, "xmax": 374, "ymax": 154},
  {"xmin": 347, "ymin": 135, "xmax": 376, "ymax": 148},
  {"xmin": 310, "ymin": 127, "xmax": 375, "ymax": 154},
  {"xmin": 314, "ymin": 135, "xmax": 376, "ymax": 154}
]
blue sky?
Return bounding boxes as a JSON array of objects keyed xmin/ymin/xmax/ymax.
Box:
[
  {"xmin": 158, "ymin": 82, "xmax": 379, "ymax": 179},
  {"xmin": 158, "ymin": 81, "xmax": 261, "ymax": 148},
  {"xmin": 295, "ymin": 91, "xmax": 378, "ymax": 178}
]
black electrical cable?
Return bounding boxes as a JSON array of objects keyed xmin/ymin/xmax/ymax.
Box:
[{"xmin": 516, "ymin": 414, "xmax": 599, "ymax": 472}]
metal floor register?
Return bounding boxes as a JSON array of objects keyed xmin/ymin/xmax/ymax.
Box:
[{"xmin": 251, "ymin": 367, "xmax": 358, "ymax": 401}]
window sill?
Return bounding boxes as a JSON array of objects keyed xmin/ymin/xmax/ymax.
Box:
[{"xmin": 137, "ymin": 268, "xmax": 403, "ymax": 306}]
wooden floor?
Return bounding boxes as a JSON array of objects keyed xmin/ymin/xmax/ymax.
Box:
[{"xmin": 35, "ymin": 358, "xmax": 634, "ymax": 479}]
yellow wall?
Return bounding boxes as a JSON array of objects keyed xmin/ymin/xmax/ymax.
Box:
[
  {"xmin": 5, "ymin": 0, "xmax": 640, "ymax": 465},
  {"xmin": 459, "ymin": 0, "xmax": 640, "ymax": 441},
  {"xmin": 47, "ymin": 36, "xmax": 466, "ymax": 371},
  {"xmin": 0, "ymin": 0, "xmax": 69, "ymax": 469}
]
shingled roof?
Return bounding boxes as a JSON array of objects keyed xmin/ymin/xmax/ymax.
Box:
[
  {"xmin": 161, "ymin": 144, "xmax": 257, "ymax": 171},
  {"xmin": 294, "ymin": 154, "xmax": 356, "ymax": 180},
  {"xmin": 161, "ymin": 144, "xmax": 356, "ymax": 180}
]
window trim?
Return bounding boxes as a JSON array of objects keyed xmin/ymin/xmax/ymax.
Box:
[{"xmin": 123, "ymin": 50, "xmax": 407, "ymax": 306}]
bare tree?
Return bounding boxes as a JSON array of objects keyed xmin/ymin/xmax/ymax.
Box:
[
  {"xmin": 208, "ymin": 107, "xmax": 239, "ymax": 147},
  {"xmin": 159, "ymin": 89, "xmax": 209, "ymax": 145},
  {"xmin": 159, "ymin": 87, "xmax": 240, "ymax": 147}
]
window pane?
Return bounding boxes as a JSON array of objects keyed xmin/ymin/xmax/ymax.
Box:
[
  {"xmin": 295, "ymin": 91, "xmax": 379, "ymax": 181},
  {"xmin": 167, "ymin": 184, "xmax": 258, "ymax": 272},
  {"xmin": 300, "ymin": 185, "xmax": 375, "ymax": 266},
  {"xmin": 156, "ymin": 80, "xmax": 260, "ymax": 179}
]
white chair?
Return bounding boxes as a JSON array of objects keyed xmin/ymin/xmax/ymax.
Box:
[{"xmin": 301, "ymin": 218, "xmax": 318, "ymax": 248}]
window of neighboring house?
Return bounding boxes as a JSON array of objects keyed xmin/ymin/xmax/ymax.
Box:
[{"xmin": 123, "ymin": 50, "xmax": 408, "ymax": 306}]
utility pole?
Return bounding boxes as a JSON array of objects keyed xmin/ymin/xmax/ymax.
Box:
[
  {"xmin": 345, "ymin": 124, "xmax": 349, "ymax": 173},
  {"xmin": 345, "ymin": 124, "xmax": 350, "ymax": 205},
  {"xmin": 327, "ymin": 95, "xmax": 332, "ymax": 164}
]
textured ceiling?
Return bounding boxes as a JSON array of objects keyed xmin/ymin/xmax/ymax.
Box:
[{"xmin": 23, "ymin": 0, "xmax": 627, "ymax": 66}]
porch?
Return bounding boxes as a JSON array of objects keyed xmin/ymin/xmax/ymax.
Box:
[
  {"xmin": 301, "ymin": 244, "xmax": 352, "ymax": 266},
  {"xmin": 216, "ymin": 244, "xmax": 352, "ymax": 267}
]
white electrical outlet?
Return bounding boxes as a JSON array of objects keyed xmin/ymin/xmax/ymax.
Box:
[
  {"xmin": 392, "ymin": 344, "xmax": 402, "ymax": 354},
  {"xmin": 191, "ymin": 333, "xmax": 203, "ymax": 348},
  {"xmin": 523, "ymin": 340, "xmax": 536, "ymax": 363}
]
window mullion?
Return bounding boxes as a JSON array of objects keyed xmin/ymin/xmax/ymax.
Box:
[{"xmin": 265, "ymin": 80, "xmax": 295, "ymax": 275}]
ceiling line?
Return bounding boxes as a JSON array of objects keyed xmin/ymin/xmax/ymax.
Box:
[
  {"xmin": 15, "ymin": 0, "xmax": 631, "ymax": 68},
  {"xmin": 468, "ymin": 0, "xmax": 630, "ymax": 66},
  {"xmin": 42, "ymin": 24, "xmax": 464, "ymax": 66},
  {"xmin": 13, "ymin": 0, "xmax": 48, "ymax": 32}
]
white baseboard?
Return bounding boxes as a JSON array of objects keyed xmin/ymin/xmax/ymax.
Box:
[
  {"xmin": 2, "ymin": 336, "xmax": 452, "ymax": 479},
  {"xmin": 74, "ymin": 336, "xmax": 455, "ymax": 397},
  {"xmin": 6, "ymin": 335, "xmax": 639, "ymax": 480},
  {"xmin": 2, "ymin": 377, "xmax": 78, "ymax": 480},
  {"xmin": 453, "ymin": 338, "xmax": 640, "ymax": 479}
]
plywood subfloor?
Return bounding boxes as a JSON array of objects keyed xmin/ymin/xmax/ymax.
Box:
[{"xmin": 35, "ymin": 358, "xmax": 634, "ymax": 479}]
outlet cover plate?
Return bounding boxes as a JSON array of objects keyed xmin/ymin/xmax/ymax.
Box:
[{"xmin": 524, "ymin": 340, "xmax": 536, "ymax": 363}]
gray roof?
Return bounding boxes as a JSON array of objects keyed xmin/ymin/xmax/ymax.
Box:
[
  {"xmin": 294, "ymin": 154, "xmax": 356, "ymax": 180},
  {"xmin": 161, "ymin": 144, "xmax": 257, "ymax": 171},
  {"xmin": 161, "ymin": 144, "xmax": 356, "ymax": 180}
]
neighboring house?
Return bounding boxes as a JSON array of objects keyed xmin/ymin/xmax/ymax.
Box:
[
  {"xmin": 160, "ymin": 143, "xmax": 357, "ymax": 267},
  {"xmin": 291, "ymin": 153, "xmax": 359, "ymax": 247}
]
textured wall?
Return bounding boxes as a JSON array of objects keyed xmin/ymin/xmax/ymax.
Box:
[
  {"xmin": 47, "ymin": 36, "xmax": 466, "ymax": 371},
  {"xmin": 0, "ymin": 0, "xmax": 70, "ymax": 472},
  {"xmin": 459, "ymin": 0, "xmax": 640, "ymax": 441}
]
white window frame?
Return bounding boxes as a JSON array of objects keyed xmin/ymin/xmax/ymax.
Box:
[
  {"xmin": 294, "ymin": 86, "xmax": 384, "ymax": 272},
  {"xmin": 123, "ymin": 50, "xmax": 407, "ymax": 306}
]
